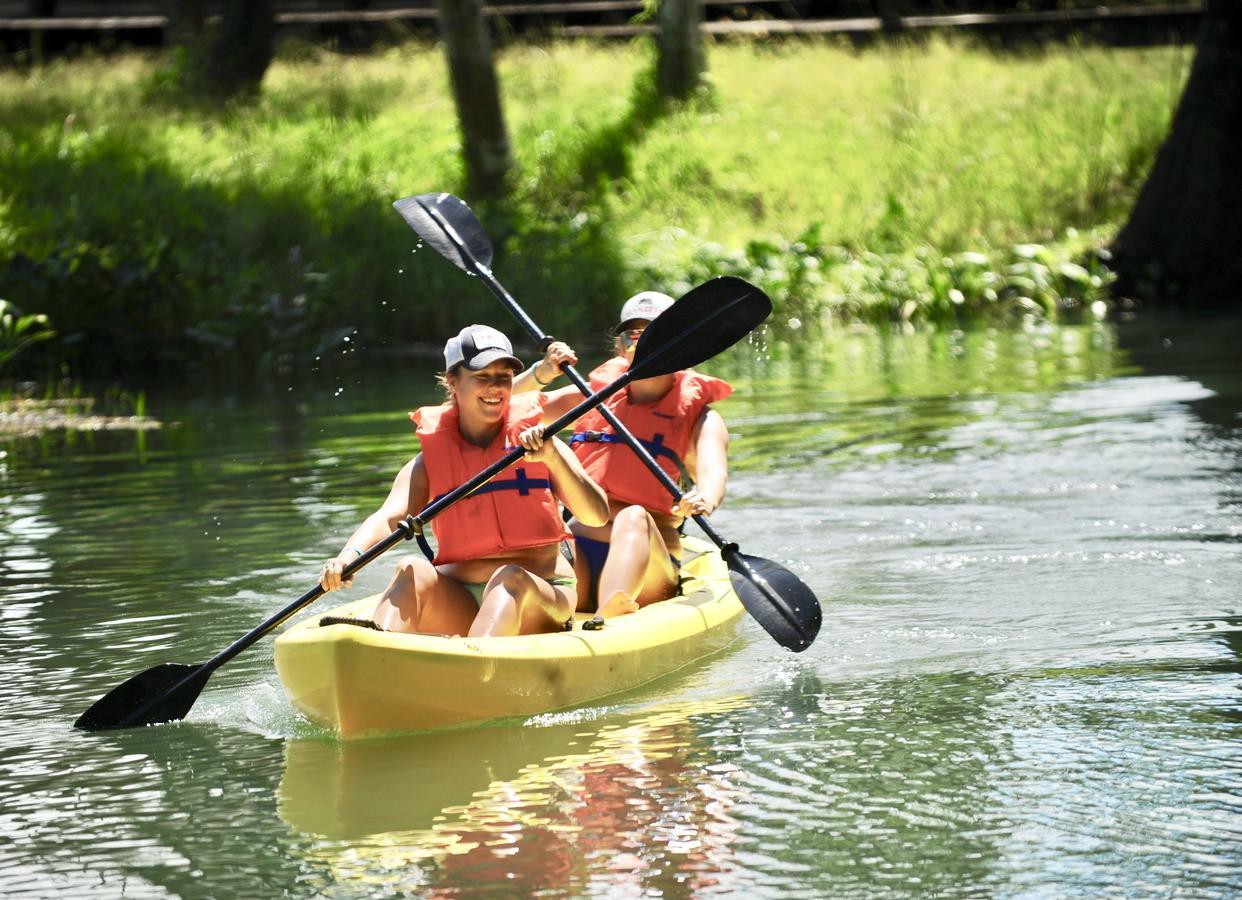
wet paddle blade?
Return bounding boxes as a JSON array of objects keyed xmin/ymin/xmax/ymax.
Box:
[
  {"xmin": 725, "ymin": 550, "xmax": 822, "ymax": 652},
  {"xmin": 630, "ymin": 276, "xmax": 771, "ymax": 379},
  {"xmin": 392, "ymin": 193, "xmax": 494, "ymax": 272},
  {"xmin": 74, "ymin": 663, "xmax": 210, "ymax": 731}
]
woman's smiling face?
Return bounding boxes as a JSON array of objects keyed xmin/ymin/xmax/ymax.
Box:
[{"xmin": 449, "ymin": 360, "xmax": 516, "ymax": 424}]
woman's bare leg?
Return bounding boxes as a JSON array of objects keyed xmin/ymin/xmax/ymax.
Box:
[
  {"xmin": 571, "ymin": 541, "xmax": 594, "ymax": 613},
  {"xmin": 596, "ymin": 505, "xmax": 678, "ymax": 618},
  {"xmin": 372, "ymin": 555, "xmax": 477, "ymax": 635},
  {"xmin": 469, "ymin": 564, "xmax": 575, "ymax": 638}
]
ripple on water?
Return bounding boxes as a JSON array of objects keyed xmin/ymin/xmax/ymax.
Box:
[{"xmin": 3, "ymin": 331, "xmax": 1242, "ymax": 896}]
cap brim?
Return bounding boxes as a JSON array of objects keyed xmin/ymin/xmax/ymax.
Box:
[
  {"xmin": 461, "ymin": 349, "xmax": 524, "ymax": 371},
  {"xmin": 613, "ymin": 318, "xmax": 652, "ymax": 335}
]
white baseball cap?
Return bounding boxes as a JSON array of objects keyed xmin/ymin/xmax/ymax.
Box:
[
  {"xmin": 443, "ymin": 324, "xmax": 523, "ymax": 371},
  {"xmin": 614, "ymin": 291, "xmax": 675, "ymax": 334}
]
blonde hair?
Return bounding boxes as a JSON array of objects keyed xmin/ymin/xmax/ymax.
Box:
[{"xmin": 437, "ymin": 365, "xmax": 461, "ymax": 403}]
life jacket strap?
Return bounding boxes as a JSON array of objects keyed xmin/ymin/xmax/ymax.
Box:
[
  {"xmin": 569, "ymin": 430, "xmax": 693, "ymax": 489},
  {"xmin": 421, "ymin": 469, "xmax": 555, "ymax": 561},
  {"xmin": 412, "ymin": 515, "xmax": 436, "ymax": 562}
]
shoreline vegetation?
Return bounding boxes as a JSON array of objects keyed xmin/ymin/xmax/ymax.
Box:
[
  {"xmin": 0, "ymin": 382, "xmax": 157, "ymax": 438},
  {"xmin": 0, "ymin": 37, "xmax": 1187, "ymax": 389}
]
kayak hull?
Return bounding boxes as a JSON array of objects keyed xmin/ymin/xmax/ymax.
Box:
[{"xmin": 273, "ymin": 537, "xmax": 744, "ymax": 739}]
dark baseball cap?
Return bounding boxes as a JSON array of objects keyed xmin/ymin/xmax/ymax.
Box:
[{"xmin": 443, "ymin": 324, "xmax": 523, "ymax": 372}]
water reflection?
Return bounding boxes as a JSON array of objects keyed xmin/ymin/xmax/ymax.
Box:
[
  {"xmin": 279, "ymin": 697, "xmax": 750, "ymax": 896},
  {"xmin": 3, "ymin": 322, "xmax": 1241, "ymax": 896},
  {"xmin": 721, "ymin": 323, "xmax": 1130, "ymax": 475}
]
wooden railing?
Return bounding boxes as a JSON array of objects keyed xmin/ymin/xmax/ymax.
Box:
[{"xmin": 0, "ymin": 2, "xmax": 1203, "ymax": 36}]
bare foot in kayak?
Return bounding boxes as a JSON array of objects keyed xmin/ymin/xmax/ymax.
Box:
[{"xmin": 597, "ymin": 589, "xmax": 639, "ymax": 619}]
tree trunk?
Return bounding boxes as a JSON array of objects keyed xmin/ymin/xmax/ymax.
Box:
[
  {"xmin": 204, "ymin": 0, "xmax": 275, "ymax": 99},
  {"xmin": 1110, "ymin": 1, "xmax": 1242, "ymax": 312},
  {"xmin": 874, "ymin": 0, "xmax": 904, "ymax": 34},
  {"xmin": 165, "ymin": 0, "xmax": 205, "ymax": 48},
  {"xmin": 656, "ymin": 0, "xmax": 704, "ymax": 102},
  {"xmin": 434, "ymin": 0, "xmax": 513, "ymax": 199},
  {"xmin": 28, "ymin": 0, "xmax": 55, "ymax": 66}
]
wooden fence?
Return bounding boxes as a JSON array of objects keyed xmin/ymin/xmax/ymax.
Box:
[{"xmin": 0, "ymin": 2, "xmax": 1203, "ymax": 41}]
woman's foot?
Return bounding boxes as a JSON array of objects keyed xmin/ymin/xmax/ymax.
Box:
[{"xmin": 597, "ymin": 589, "xmax": 640, "ymax": 619}]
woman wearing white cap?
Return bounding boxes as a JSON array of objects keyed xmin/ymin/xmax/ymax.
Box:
[
  {"xmin": 517, "ymin": 292, "xmax": 733, "ymax": 619},
  {"xmin": 318, "ymin": 324, "xmax": 608, "ymax": 637}
]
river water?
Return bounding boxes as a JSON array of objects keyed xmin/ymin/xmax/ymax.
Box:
[{"xmin": 1, "ymin": 320, "xmax": 1239, "ymax": 897}]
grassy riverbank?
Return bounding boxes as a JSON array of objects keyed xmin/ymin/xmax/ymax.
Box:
[{"xmin": 0, "ymin": 38, "xmax": 1188, "ymax": 376}]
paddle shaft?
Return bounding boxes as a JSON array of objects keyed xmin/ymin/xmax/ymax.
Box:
[
  {"xmin": 416, "ymin": 200, "xmax": 809, "ymax": 635},
  {"xmin": 112, "ymin": 518, "xmax": 419, "ymax": 728}
]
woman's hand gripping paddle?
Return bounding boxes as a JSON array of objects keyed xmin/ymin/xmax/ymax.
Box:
[{"xmin": 394, "ymin": 192, "xmax": 822, "ymax": 652}]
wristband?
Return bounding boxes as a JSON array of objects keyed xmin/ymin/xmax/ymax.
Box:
[
  {"xmin": 344, "ymin": 547, "xmax": 363, "ymax": 558},
  {"xmin": 532, "ymin": 366, "xmax": 552, "ymax": 387}
]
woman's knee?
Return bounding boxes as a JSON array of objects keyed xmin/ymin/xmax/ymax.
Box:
[
  {"xmin": 613, "ymin": 504, "xmax": 654, "ymax": 537},
  {"xmin": 393, "ymin": 554, "xmax": 435, "ymax": 581},
  {"xmin": 487, "ymin": 563, "xmax": 533, "ymax": 595},
  {"xmin": 387, "ymin": 555, "xmax": 440, "ymax": 604}
]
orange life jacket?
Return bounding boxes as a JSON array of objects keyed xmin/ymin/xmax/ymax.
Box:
[
  {"xmin": 411, "ymin": 392, "xmax": 570, "ymax": 565},
  {"xmin": 571, "ymin": 368, "xmax": 733, "ymax": 511},
  {"xmin": 587, "ymin": 355, "xmax": 629, "ymax": 391}
]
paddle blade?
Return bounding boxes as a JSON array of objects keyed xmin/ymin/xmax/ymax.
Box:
[
  {"xmin": 392, "ymin": 193, "xmax": 494, "ymax": 272},
  {"xmin": 630, "ymin": 276, "xmax": 771, "ymax": 378},
  {"xmin": 74, "ymin": 663, "xmax": 209, "ymax": 731},
  {"xmin": 725, "ymin": 550, "xmax": 822, "ymax": 652}
]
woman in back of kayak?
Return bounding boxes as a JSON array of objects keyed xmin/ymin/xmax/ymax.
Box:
[
  {"xmin": 318, "ymin": 324, "xmax": 608, "ymax": 637},
  {"xmin": 516, "ymin": 292, "xmax": 733, "ymax": 619}
]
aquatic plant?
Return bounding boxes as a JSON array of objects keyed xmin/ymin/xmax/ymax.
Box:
[
  {"xmin": 630, "ymin": 227, "xmax": 1113, "ymax": 330},
  {"xmin": 0, "ymin": 299, "xmax": 55, "ymax": 371}
]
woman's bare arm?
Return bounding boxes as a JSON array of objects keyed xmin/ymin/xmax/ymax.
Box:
[
  {"xmin": 518, "ymin": 429, "xmax": 609, "ymax": 527},
  {"xmin": 320, "ymin": 455, "xmax": 429, "ymax": 591},
  {"xmin": 674, "ymin": 408, "xmax": 729, "ymax": 517},
  {"xmin": 513, "ymin": 341, "xmax": 578, "ymax": 393}
]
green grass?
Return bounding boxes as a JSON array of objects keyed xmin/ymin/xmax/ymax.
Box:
[{"xmin": 0, "ymin": 37, "xmax": 1189, "ymax": 376}]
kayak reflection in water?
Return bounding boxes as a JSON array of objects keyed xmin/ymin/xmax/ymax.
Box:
[
  {"xmin": 515, "ymin": 291, "xmax": 733, "ymax": 620},
  {"xmin": 319, "ymin": 325, "xmax": 608, "ymax": 637}
]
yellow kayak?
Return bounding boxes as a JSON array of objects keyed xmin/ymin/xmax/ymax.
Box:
[{"xmin": 273, "ymin": 536, "xmax": 744, "ymax": 739}]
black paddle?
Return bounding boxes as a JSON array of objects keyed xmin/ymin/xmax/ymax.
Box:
[
  {"xmin": 395, "ymin": 192, "xmax": 822, "ymax": 652},
  {"xmin": 74, "ymin": 275, "xmax": 769, "ymax": 732},
  {"xmin": 74, "ymin": 519, "xmax": 421, "ymax": 732}
]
